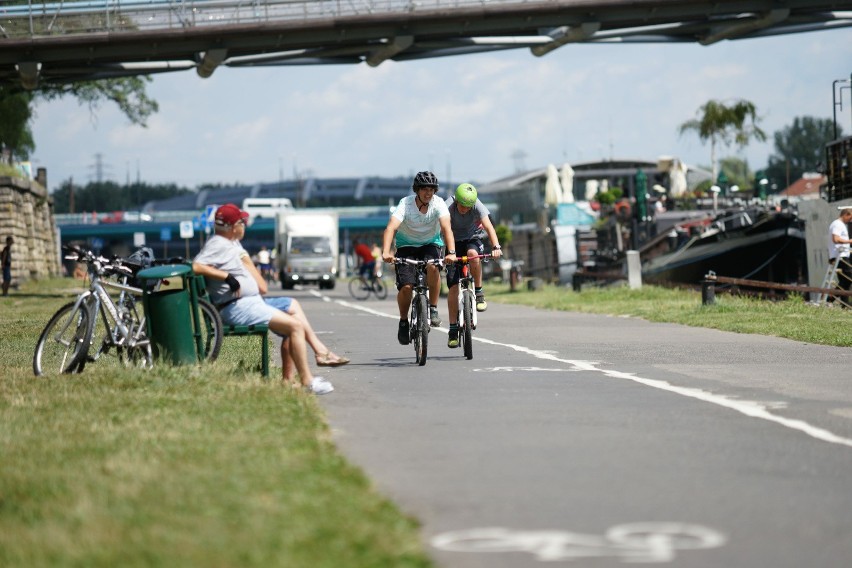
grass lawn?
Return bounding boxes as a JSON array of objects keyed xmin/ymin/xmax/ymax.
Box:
[
  {"xmin": 489, "ymin": 281, "xmax": 852, "ymax": 347},
  {"xmin": 0, "ymin": 278, "xmax": 432, "ymax": 568},
  {"xmin": 4, "ymin": 275, "xmax": 849, "ymax": 567}
]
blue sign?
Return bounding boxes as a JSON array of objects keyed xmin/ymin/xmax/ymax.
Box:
[
  {"xmin": 160, "ymin": 227, "xmax": 172, "ymax": 242},
  {"xmin": 203, "ymin": 204, "xmax": 218, "ymax": 229},
  {"xmin": 90, "ymin": 237, "xmax": 104, "ymax": 250}
]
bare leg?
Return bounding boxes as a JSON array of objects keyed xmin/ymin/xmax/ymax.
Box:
[
  {"xmin": 469, "ymin": 246, "xmax": 483, "ymax": 288},
  {"xmin": 397, "ymin": 284, "xmax": 413, "ymax": 319},
  {"xmin": 286, "ymin": 299, "xmax": 328, "ymax": 354},
  {"xmin": 447, "ymin": 284, "xmax": 460, "ymax": 323},
  {"xmin": 280, "ymin": 337, "xmax": 296, "ymax": 383},
  {"xmin": 427, "ymin": 264, "xmax": 440, "ymax": 306},
  {"xmin": 286, "ymin": 299, "xmax": 349, "ymax": 364},
  {"xmin": 267, "ymin": 311, "xmax": 313, "ymax": 387}
]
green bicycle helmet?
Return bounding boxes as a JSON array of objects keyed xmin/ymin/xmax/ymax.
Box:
[{"xmin": 454, "ymin": 183, "xmax": 478, "ymax": 208}]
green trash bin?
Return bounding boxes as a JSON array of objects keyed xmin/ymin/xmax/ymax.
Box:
[{"xmin": 137, "ymin": 264, "xmax": 198, "ymax": 365}]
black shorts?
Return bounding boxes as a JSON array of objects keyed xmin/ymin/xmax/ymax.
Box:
[
  {"xmin": 395, "ymin": 244, "xmax": 442, "ymax": 289},
  {"xmin": 446, "ymin": 239, "xmax": 484, "ymax": 288}
]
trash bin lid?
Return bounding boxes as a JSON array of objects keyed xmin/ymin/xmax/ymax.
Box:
[{"xmin": 137, "ymin": 264, "xmax": 191, "ymax": 280}]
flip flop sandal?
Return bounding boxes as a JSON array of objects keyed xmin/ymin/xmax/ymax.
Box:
[{"xmin": 316, "ymin": 352, "xmax": 350, "ymax": 367}]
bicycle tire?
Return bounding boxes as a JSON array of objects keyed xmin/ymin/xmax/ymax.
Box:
[
  {"xmin": 348, "ymin": 277, "xmax": 371, "ymax": 300},
  {"xmin": 196, "ymin": 299, "xmax": 223, "ymax": 361},
  {"xmin": 415, "ymin": 294, "xmax": 429, "ymax": 366},
  {"xmin": 463, "ymin": 292, "xmax": 474, "ymax": 360},
  {"xmin": 33, "ymin": 301, "xmax": 95, "ymax": 376},
  {"xmin": 373, "ymin": 277, "xmax": 388, "ymax": 300}
]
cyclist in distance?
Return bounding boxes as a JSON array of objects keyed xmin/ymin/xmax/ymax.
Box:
[
  {"xmin": 352, "ymin": 238, "xmax": 376, "ymax": 282},
  {"xmin": 445, "ymin": 183, "xmax": 502, "ymax": 348},
  {"xmin": 382, "ymin": 171, "xmax": 457, "ymax": 345}
]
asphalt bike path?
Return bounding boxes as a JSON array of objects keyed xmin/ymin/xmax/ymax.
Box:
[{"xmin": 271, "ymin": 287, "xmax": 852, "ymax": 567}]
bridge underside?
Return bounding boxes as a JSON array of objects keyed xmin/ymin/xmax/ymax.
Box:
[{"xmin": 0, "ymin": 0, "xmax": 850, "ymax": 88}]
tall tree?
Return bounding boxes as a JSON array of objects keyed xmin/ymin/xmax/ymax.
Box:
[
  {"xmin": 764, "ymin": 116, "xmax": 840, "ymax": 189},
  {"xmin": 678, "ymin": 99, "xmax": 766, "ymax": 187}
]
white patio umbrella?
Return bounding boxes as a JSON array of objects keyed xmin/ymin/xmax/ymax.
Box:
[
  {"xmin": 670, "ymin": 158, "xmax": 688, "ymax": 197},
  {"xmin": 585, "ymin": 179, "xmax": 599, "ymax": 201},
  {"xmin": 544, "ymin": 163, "xmax": 564, "ymax": 205},
  {"xmin": 559, "ymin": 163, "xmax": 575, "ymax": 203}
]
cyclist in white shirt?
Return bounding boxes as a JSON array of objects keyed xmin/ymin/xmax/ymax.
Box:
[{"xmin": 381, "ymin": 171, "xmax": 457, "ymax": 345}]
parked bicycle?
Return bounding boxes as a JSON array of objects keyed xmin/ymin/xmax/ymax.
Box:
[
  {"xmin": 450, "ymin": 254, "xmax": 492, "ymax": 360},
  {"xmin": 394, "ymin": 257, "xmax": 443, "ymax": 366},
  {"xmin": 33, "ymin": 246, "xmax": 153, "ymax": 376},
  {"xmin": 348, "ymin": 270, "xmax": 389, "ymax": 300}
]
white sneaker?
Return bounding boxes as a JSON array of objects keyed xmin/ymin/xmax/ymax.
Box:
[{"xmin": 309, "ymin": 377, "xmax": 334, "ymax": 395}]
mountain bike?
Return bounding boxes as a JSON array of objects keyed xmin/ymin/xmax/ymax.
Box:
[
  {"xmin": 451, "ymin": 254, "xmax": 491, "ymax": 360},
  {"xmin": 348, "ymin": 269, "xmax": 388, "ymax": 300},
  {"xmin": 34, "ymin": 246, "xmax": 153, "ymax": 376},
  {"xmin": 394, "ymin": 257, "xmax": 443, "ymax": 366}
]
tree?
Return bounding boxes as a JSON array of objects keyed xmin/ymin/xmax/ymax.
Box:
[
  {"xmin": 764, "ymin": 116, "xmax": 840, "ymax": 190},
  {"xmin": 0, "ymin": 78, "xmax": 158, "ymax": 161},
  {"xmin": 51, "ymin": 180, "xmax": 191, "ymax": 214},
  {"xmin": 678, "ymin": 99, "xmax": 766, "ymax": 188}
]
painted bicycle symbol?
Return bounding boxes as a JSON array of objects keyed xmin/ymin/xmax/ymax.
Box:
[{"xmin": 431, "ymin": 522, "xmax": 726, "ymax": 563}]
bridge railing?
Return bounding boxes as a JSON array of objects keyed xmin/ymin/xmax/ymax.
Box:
[{"xmin": 0, "ymin": 0, "xmax": 516, "ymax": 39}]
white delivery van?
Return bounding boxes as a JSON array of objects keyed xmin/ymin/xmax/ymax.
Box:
[
  {"xmin": 275, "ymin": 210, "xmax": 339, "ymax": 290},
  {"xmin": 242, "ymin": 198, "xmax": 294, "ymax": 222}
]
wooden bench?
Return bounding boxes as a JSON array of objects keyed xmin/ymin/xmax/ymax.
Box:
[{"xmin": 221, "ymin": 323, "xmax": 270, "ymax": 378}]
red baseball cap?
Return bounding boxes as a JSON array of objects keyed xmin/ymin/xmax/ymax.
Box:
[{"xmin": 214, "ymin": 203, "xmax": 250, "ymax": 226}]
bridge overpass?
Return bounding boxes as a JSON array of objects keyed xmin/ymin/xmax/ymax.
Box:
[{"xmin": 2, "ymin": 0, "xmax": 851, "ymax": 88}]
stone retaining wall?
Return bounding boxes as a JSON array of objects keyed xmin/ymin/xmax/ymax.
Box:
[{"xmin": 0, "ymin": 176, "xmax": 62, "ymax": 284}]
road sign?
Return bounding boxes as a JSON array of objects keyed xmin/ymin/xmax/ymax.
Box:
[
  {"xmin": 203, "ymin": 204, "xmax": 218, "ymax": 229},
  {"xmin": 179, "ymin": 220, "xmax": 194, "ymax": 239},
  {"xmin": 133, "ymin": 232, "xmax": 146, "ymax": 247},
  {"xmin": 161, "ymin": 227, "xmax": 172, "ymax": 242}
]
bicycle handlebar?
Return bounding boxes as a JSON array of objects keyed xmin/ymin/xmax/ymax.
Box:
[
  {"xmin": 62, "ymin": 245, "xmax": 135, "ymax": 277},
  {"xmin": 392, "ymin": 257, "xmax": 445, "ymax": 267},
  {"xmin": 452, "ymin": 253, "xmax": 495, "ymax": 263}
]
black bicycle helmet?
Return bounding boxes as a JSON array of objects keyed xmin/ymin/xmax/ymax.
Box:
[{"xmin": 412, "ymin": 171, "xmax": 439, "ymax": 192}]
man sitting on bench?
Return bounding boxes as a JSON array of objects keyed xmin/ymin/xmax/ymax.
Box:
[{"xmin": 192, "ymin": 203, "xmax": 336, "ymax": 395}]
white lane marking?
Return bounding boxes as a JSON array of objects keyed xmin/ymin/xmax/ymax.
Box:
[
  {"xmin": 327, "ymin": 297, "xmax": 852, "ymax": 449},
  {"xmin": 473, "ymin": 366, "xmax": 584, "ymax": 372},
  {"xmin": 431, "ymin": 523, "xmax": 726, "ymax": 563}
]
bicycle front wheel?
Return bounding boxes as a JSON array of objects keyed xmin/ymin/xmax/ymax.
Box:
[
  {"xmin": 348, "ymin": 277, "xmax": 371, "ymax": 300},
  {"xmin": 33, "ymin": 301, "xmax": 95, "ymax": 376},
  {"xmin": 414, "ymin": 295, "xmax": 429, "ymax": 366},
  {"xmin": 463, "ymin": 292, "xmax": 474, "ymax": 360}
]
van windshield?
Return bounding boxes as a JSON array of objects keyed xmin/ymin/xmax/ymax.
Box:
[{"xmin": 290, "ymin": 237, "xmax": 331, "ymax": 256}]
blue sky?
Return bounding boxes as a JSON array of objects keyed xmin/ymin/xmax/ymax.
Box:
[{"xmin": 30, "ymin": 27, "xmax": 852, "ymax": 192}]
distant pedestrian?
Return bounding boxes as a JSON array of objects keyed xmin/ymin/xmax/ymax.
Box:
[
  {"xmin": 257, "ymin": 245, "xmax": 272, "ymax": 281},
  {"xmin": 828, "ymin": 206, "xmax": 852, "ymax": 306},
  {"xmin": 1, "ymin": 236, "xmax": 13, "ymax": 296}
]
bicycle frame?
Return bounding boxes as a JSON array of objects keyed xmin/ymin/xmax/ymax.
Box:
[
  {"xmin": 458, "ymin": 264, "xmax": 478, "ymax": 332},
  {"xmin": 82, "ymin": 257, "xmax": 148, "ymax": 360},
  {"xmin": 395, "ymin": 257, "xmax": 443, "ymax": 365}
]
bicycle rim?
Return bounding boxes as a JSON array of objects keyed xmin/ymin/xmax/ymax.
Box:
[
  {"xmin": 348, "ymin": 277, "xmax": 370, "ymax": 300},
  {"xmin": 463, "ymin": 293, "xmax": 473, "ymax": 360},
  {"xmin": 33, "ymin": 301, "xmax": 95, "ymax": 376}
]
